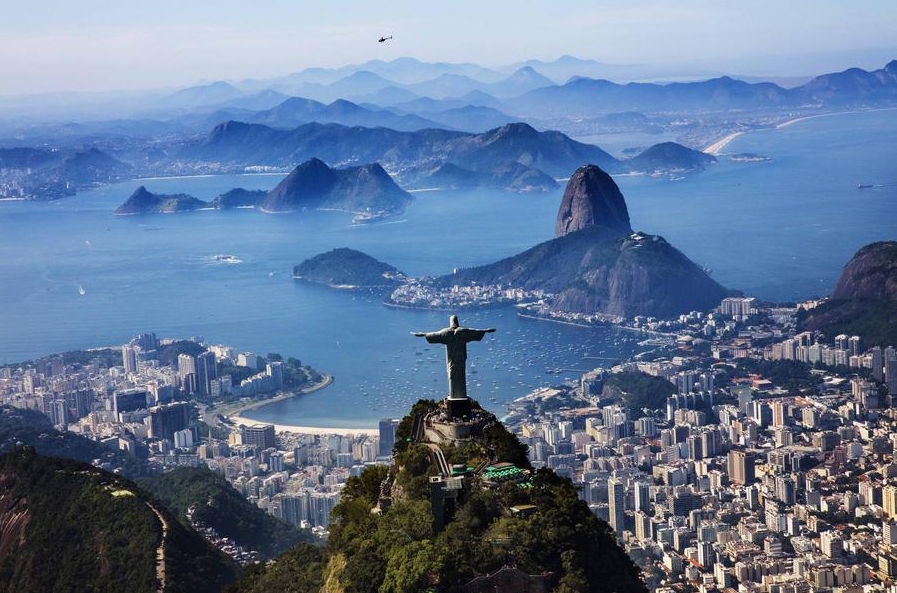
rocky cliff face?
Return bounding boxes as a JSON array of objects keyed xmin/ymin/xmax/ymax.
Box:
[
  {"xmin": 446, "ymin": 224, "xmax": 726, "ymax": 318},
  {"xmin": 802, "ymin": 241, "xmax": 897, "ymax": 347},
  {"xmin": 262, "ymin": 158, "xmax": 338, "ymax": 212},
  {"xmin": 831, "ymin": 241, "xmax": 897, "ymax": 302},
  {"xmin": 555, "ymin": 164, "xmax": 632, "ymax": 237},
  {"xmin": 439, "ymin": 164, "xmax": 727, "ymax": 318},
  {"xmin": 548, "ymin": 231, "xmax": 728, "ymax": 318}
]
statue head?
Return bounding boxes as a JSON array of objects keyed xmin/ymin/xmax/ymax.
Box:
[{"xmin": 449, "ymin": 315, "xmax": 459, "ymax": 329}]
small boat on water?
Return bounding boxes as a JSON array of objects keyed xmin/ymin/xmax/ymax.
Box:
[
  {"xmin": 857, "ymin": 183, "xmax": 873, "ymax": 189},
  {"xmin": 78, "ymin": 285, "xmax": 85, "ymax": 296}
]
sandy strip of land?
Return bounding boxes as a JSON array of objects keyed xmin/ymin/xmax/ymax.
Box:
[
  {"xmin": 222, "ymin": 373, "xmax": 378, "ymax": 436},
  {"xmin": 703, "ymin": 131, "xmax": 744, "ymax": 155},
  {"xmin": 230, "ymin": 415, "xmax": 379, "ymax": 436}
]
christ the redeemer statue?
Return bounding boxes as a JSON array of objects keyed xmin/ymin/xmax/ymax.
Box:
[{"xmin": 414, "ymin": 315, "xmax": 495, "ymax": 399}]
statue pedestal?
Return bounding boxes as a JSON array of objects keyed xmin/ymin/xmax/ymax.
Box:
[{"xmin": 445, "ymin": 396, "xmax": 472, "ymax": 421}]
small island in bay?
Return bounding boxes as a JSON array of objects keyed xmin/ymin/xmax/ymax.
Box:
[
  {"xmin": 114, "ymin": 185, "xmax": 209, "ymax": 214},
  {"xmin": 730, "ymin": 152, "xmax": 771, "ymax": 162},
  {"xmin": 292, "ymin": 247, "xmax": 407, "ymax": 290},
  {"xmin": 622, "ymin": 141, "xmax": 716, "ymax": 173}
]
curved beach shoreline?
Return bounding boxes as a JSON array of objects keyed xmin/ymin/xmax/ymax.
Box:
[
  {"xmin": 702, "ymin": 107, "xmax": 897, "ymax": 155},
  {"xmin": 209, "ymin": 374, "xmax": 377, "ymax": 435}
]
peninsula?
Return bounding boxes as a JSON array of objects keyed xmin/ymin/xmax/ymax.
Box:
[{"xmin": 387, "ymin": 164, "xmax": 728, "ymax": 319}]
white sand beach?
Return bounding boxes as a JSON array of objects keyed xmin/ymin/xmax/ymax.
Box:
[
  {"xmin": 229, "ymin": 414, "xmax": 378, "ymax": 436},
  {"xmin": 703, "ymin": 131, "xmax": 744, "ymax": 155}
]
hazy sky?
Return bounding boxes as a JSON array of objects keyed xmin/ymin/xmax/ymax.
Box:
[{"xmin": 3, "ymin": 0, "xmax": 896, "ymax": 95}]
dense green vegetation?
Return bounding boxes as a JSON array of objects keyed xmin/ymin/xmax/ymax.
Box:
[
  {"xmin": 0, "ymin": 347, "xmax": 120, "ymax": 371},
  {"xmin": 229, "ymin": 399, "xmax": 646, "ymax": 593},
  {"xmin": 292, "ymin": 247, "xmax": 402, "ymax": 289},
  {"xmin": 800, "ymin": 300, "xmax": 897, "ymax": 349},
  {"xmin": 226, "ymin": 544, "xmax": 326, "ymax": 593},
  {"xmin": 724, "ymin": 358, "xmax": 822, "ymax": 393},
  {"xmin": 602, "ymin": 371, "xmax": 677, "ymax": 416},
  {"xmin": 138, "ymin": 466, "xmax": 314, "ymax": 559},
  {"xmin": 0, "ymin": 447, "xmax": 238, "ymax": 593},
  {"xmin": 156, "ymin": 340, "xmax": 208, "ymax": 367}
]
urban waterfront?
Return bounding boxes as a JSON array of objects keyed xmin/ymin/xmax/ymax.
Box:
[{"xmin": 0, "ymin": 109, "xmax": 895, "ymax": 427}]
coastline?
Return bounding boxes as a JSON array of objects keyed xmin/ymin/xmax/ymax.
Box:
[
  {"xmin": 136, "ymin": 171, "xmax": 288, "ymax": 182},
  {"xmin": 703, "ymin": 131, "xmax": 744, "ymax": 155},
  {"xmin": 776, "ymin": 106, "xmax": 897, "ymax": 130},
  {"xmin": 703, "ymin": 107, "xmax": 897, "ymax": 155},
  {"xmin": 230, "ymin": 417, "xmax": 378, "ymax": 437},
  {"xmin": 516, "ymin": 311, "xmax": 671, "ymax": 338},
  {"xmin": 209, "ymin": 373, "xmax": 382, "ymax": 435}
]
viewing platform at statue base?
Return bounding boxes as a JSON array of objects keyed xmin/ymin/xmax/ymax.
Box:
[{"xmin": 423, "ymin": 398, "xmax": 492, "ymax": 445}]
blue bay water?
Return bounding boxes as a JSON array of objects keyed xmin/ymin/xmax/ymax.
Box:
[{"xmin": 0, "ymin": 109, "xmax": 894, "ymax": 426}]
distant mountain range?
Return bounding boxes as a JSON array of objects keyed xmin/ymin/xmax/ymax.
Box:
[
  {"xmin": 188, "ymin": 121, "xmax": 712, "ymax": 189},
  {"xmin": 506, "ymin": 60, "xmax": 897, "ymax": 118},
  {"xmin": 3, "ymin": 57, "xmax": 896, "ymax": 200},
  {"xmin": 151, "ymin": 58, "xmax": 897, "ymax": 120}
]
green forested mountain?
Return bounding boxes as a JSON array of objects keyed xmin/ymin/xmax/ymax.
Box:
[
  {"xmin": 228, "ymin": 398, "xmax": 646, "ymax": 593},
  {"xmin": 138, "ymin": 466, "xmax": 315, "ymax": 560},
  {"xmin": 0, "ymin": 447, "xmax": 238, "ymax": 593}
]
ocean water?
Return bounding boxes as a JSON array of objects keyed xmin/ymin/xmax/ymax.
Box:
[{"xmin": 0, "ymin": 109, "xmax": 894, "ymax": 426}]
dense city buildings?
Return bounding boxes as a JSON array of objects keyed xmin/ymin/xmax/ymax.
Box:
[{"xmin": 1, "ymin": 296, "xmax": 896, "ymax": 591}]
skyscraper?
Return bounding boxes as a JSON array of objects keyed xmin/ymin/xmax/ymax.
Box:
[
  {"xmin": 633, "ymin": 480, "xmax": 651, "ymax": 514},
  {"xmin": 113, "ymin": 388, "xmax": 149, "ymax": 419},
  {"xmin": 608, "ymin": 477, "xmax": 625, "ymax": 538},
  {"xmin": 195, "ymin": 350, "xmax": 218, "ymax": 396},
  {"xmin": 121, "ymin": 345, "xmax": 139, "ymax": 374},
  {"xmin": 871, "ymin": 347, "xmax": 884, "ymax": 382},
  {"xmin": 135, "ymin": 332, "xmax": 158, "ymax": 351},
  {"xmin": 149, "ymin": 402, "xmax": 191, "ymax": 441},
  {"xmin": 178, "ymin": 354, "xmax": 197, "ymax": 394},
  {"xmin": 242, "ymin": 423, "xmax": 276, "ymax": 451},
  {"xmin": 266, "ymin": 361, "xmax": 284, "ymax": 389},
  {"xmin": 728, "ymin": 449, "xmax": 755, "ymax": 486},
  {"xmin": 887, "ymin": 355, "xmax": 897, "ymax": 401},
  {"xmin": 379, "ymin": 418, "xmax": 400, "ymax": 457}
]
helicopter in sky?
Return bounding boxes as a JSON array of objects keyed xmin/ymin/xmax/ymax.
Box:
[{"xmin": 378, "ymin": 35, "xmax": 393, "ymax": 43}]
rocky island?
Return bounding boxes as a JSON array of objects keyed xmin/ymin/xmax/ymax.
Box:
[
  {"xmin": 113, "ymin": 159, "xmax": 412, "ymax": 220},
  {"xmin": 261, "ymin": 158, "xmax": 412, "ymax": 216},
  {"xmin": 292, "ymin": 247, "xmax": 407, "ymax": 290},
  {"xmin": 114, "ymin": 185, "xmax": 209, "ymax": 214},
  {"xmin": 622, "ymin": 141, "xmax": 716, "ymax": 173}
]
